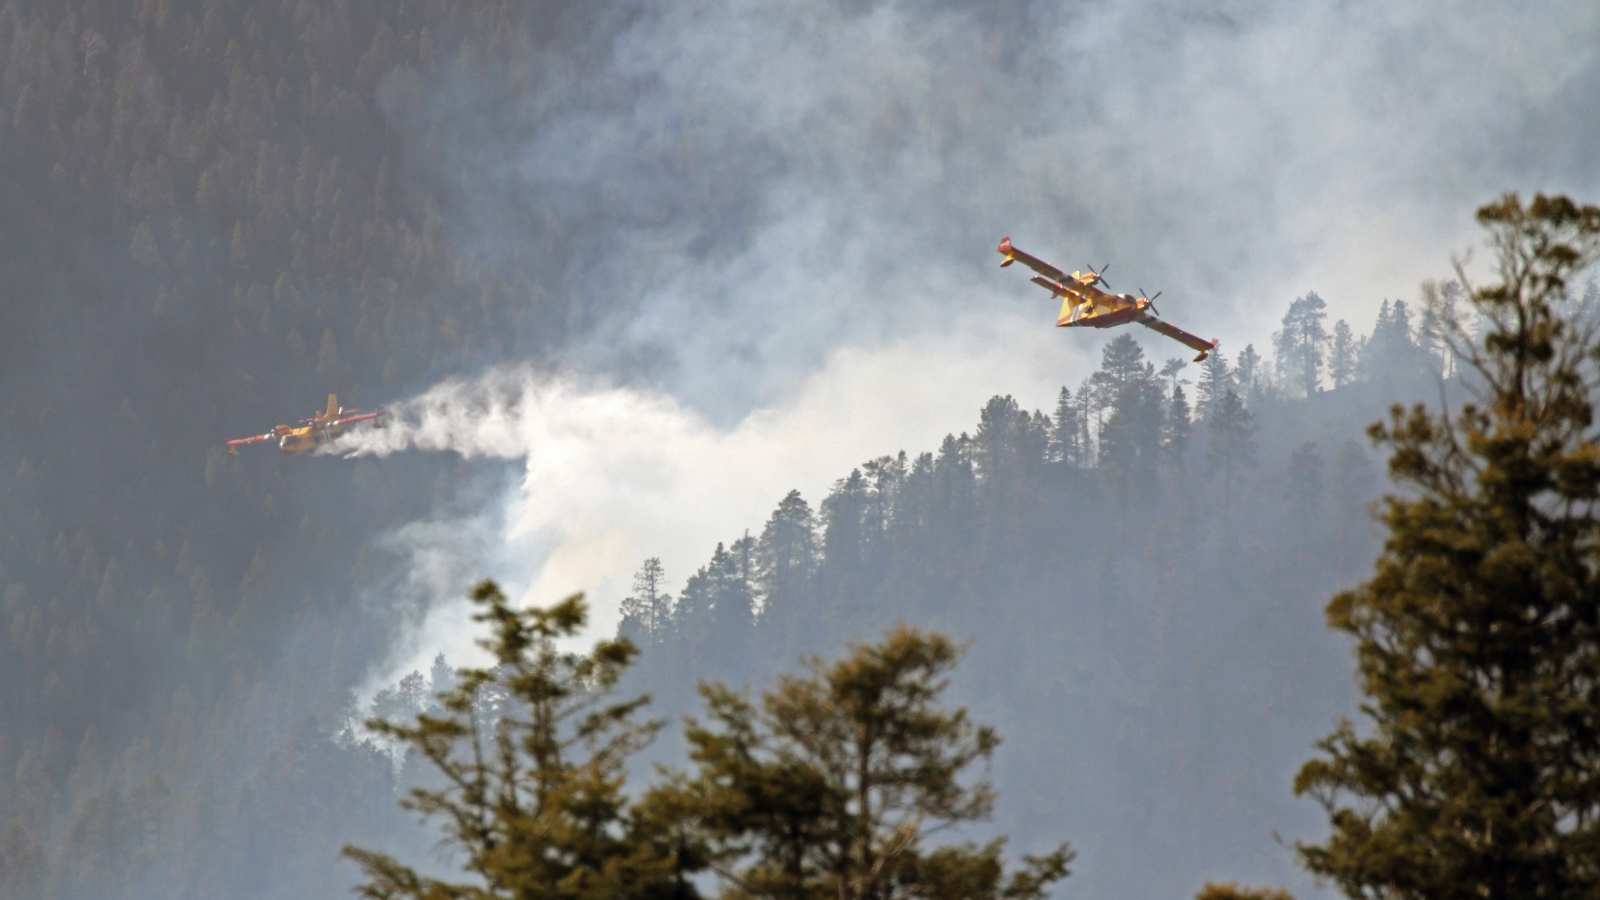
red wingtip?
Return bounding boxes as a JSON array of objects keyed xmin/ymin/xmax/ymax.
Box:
[{"xmin": 997, "ymin": 236, "xmax": 1012, "ymax": 254}]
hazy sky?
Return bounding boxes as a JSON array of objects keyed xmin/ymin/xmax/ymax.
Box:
[{"xmin": 354, "ymin": 0, "xmax": 1600, "ymax": 683}]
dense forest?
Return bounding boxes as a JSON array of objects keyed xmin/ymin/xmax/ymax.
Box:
[
  {"xmin": 343, "ymin": 194, "xmax": 1600, "ymax": 900},
  {"xmin": 0, "ymin": 1, "xmax": 602, "ymax": 897},
  {"xmin": 2, "ymin": 0, "xmax": 1593, "ymax": 899},
  {"xmin": 592, "ymin": 300, "xmax": 1454, "ymax": 898},
  {"xmin": 349, "ymin": 294, "xmax": 1460, "ymax": 898}
]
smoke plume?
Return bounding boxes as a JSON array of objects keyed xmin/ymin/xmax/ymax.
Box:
[{"xmin": 334, "ymin": 312, "xmax": 1078, "ymax": 676}]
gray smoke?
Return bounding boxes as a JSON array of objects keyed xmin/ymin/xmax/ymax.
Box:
[
  {"xmin": 335, "ymin": 317, "xmax": 1074, "ymax": 678},
  {"xmin": 348, "ymin": 1, "xmax": 1600, "ymax": 895},
  {"xmin": 395, "ymin": 0, "xmax": 1600, "ymax": 416},
  {"xmin": 358, "ymin": 0, "xmax": 1600, "ymax": 701}
]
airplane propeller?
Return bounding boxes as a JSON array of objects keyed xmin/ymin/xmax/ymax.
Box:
[
  {"xmin": 1141, "ymin": 288, "xmax": 1163, "ymax": 316},
  {"xmin": 1086, "ymin": 263, "xmax": 1111, "ymax": 289}
]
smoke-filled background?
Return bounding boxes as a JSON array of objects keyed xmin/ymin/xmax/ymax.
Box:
[{"xmin": 1, "ymin": 0, "xmax": 1598, "ymax": 898}]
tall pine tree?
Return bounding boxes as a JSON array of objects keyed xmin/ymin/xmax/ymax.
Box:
[
  {"xmin": 1295, "ymin": 194, "xmax": 1600, "ymax": 899},
  {"xmin": 1049, "ymin": 387, "xmax": 1079, "ymax": 467},
  {"xmin": 657, "ymin": 625, "xmax": 1073, "ymax": 900},
  {"xmin": 1206, "ymin": 390, "xmax": 1257, "ymax": 514},
  {"xmin": 1196, "ymin": 349, "xmax": 1233, "ymax": 420},
  {"xmin": 1235, "ymin": 344, "xmax": 1265, "ymax": 405},
  {"xmin": 343, "ymin": 582, "xmax": 697, "ymax": 900},
  {"xmin": 620, "ymin": 558, "xmax": 674, "ymax": 645},
  {"xmin": 1275, "ymin": 292, "xmax": 1330, "ymax": 398},
  {"xmin": 1328, "ymin": 320, "xmax": 1358, "ymax": 388}
]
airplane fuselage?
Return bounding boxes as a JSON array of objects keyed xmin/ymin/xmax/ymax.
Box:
[
  {"xmin": 1054, "ymin": 288, "xmax": 1145, "ymax": 329},
  {"xmin": 274, "ymin": 421, "xmax": 351, "ymax": 454}
]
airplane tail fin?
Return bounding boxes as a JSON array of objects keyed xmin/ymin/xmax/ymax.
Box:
[{"xmin": 326, "ymin": 394, "xmax": 339, "ymax": 419}]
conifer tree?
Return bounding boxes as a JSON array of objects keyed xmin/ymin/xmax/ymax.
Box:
[
  {"xmin": 863, "ymin": 454, "xmax": 910, "ymax": 530},
  {"xmin": 679, "ymin": 544, "xmax": 756, "ymax": 652},
  {"xmin": 928, "ymin": 433, "xmax": 979, "ymax": 576},
  {"xmin": 975, "ymin": 396, "xmax": 1028, "ymax": 485},
  {"xmin": 343, "ymin": 581, "xmax": 697, "ymax": 900},
  {"xmin": 724, "ymin": 535, "xmax": 758, "ymax": 632},
  {"xmin": 656, "ymin": 625, "xmax": 1073, "ymax": 900},
  {"xmin": 1196, "ymin": 349, "xmax": 1232, "ymax": 420},
  {"xmin": 1328, "ymin": 320, "xmax": 1357, "ymax": 388},
  {"xmin": 1049, "ymin": 387, "xmax": 1079, "ymax": 466},
  {"xmin": 1164, "ymin": 384, "xmax": 1193, "ymax": 471},
  {"xmin": 1101, "ymin": 378, "xmax": 1165, "ymax": 514},
  {"xmin": 1075, "ymin": 377, "xmax": 1101, "ymax": 465},
  {"xmin": 821, "ymin": 471, "xmax": 873, "ymax": 597},
  {"xmin": 1295, "ymin": 194, "xmax": 1600, "ymax": 899},
  {"xmin": 1360, "ymin": 298, "xmax": 1423, "ymax": 382},
  {"xmin": 1361, "ymin": 300, "xmax": 1393, "ymax": 369},
  {"xmin": 1235, "ymin": 344, "xmax": 1264, "ymax": 405},
  {"xmin": 620, "ymin": 558, "xmax": 674, "ymax": 644},
  {"xmin": 756, "ymin": 492, "xmax": 819, "ymax": 617},
  {"xmin": 1206, "ymin": 390, "xmax": 1257, "ymax": 513},
  {"xmin": 1275, "ymin": 292, "xmax": 1330, "ymax": 398},
  {"xmin": 1096, "ymin": 333, "xmax": 1154, "ymax": 394},
  {"xmin": 1159, "ymin": 357, "xmax": 1189, "ymax": 394}
]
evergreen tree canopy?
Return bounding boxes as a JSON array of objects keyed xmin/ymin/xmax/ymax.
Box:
[
  {"xmin": 758, "ymin": 494, "xmax": 820, "ymax": 609},
  {"xmin": 1196, "ymin": 349, "xmax": 1233, "ymax": 420},
  {"xmin": 1276, "ymin": 292, "xmax": 1330, "ymax": 398},
  {"xmin": 1048, "ymin": 387, "xmax": 1079, "ymax": 467},
  {"xmin": 1235, "ymin": 345, "xmax": 1264, "ymax": 406},
  {"xmin": 343, "ymin": 581, "xmax": 697, "ymax": 900},
  {"xmin": 678, "ymin": 542, "xmax": 758, "ymax": 657},
  {"xmin": 1164, "ymin": 384, "xmax": 1193, "ymax": 470},
  {"xmin": 620, "ymin": 557, "xmax": 674, "ymax": 644},
  {"xmin": 1206, "ymin": 390, "xmax": 1257, "ymax": 512},
  {"xmin": 1329, "ymin": 320, "xmax": 1358, "ymax": 388},
  {"xmin": 658, "ymin": 625, "xmax": 1073, "ymax": 900},
  {"xmin": 1295, "ymin": 194, "xmax": 1600, "ymax": 899},
  {"xmin": 1095, "ymin": 333, "xmax": 1154, "ymax": 396},
  {"xmin": 1359, "ymin": 298, "xmax": 1431, "ymax": 384}
]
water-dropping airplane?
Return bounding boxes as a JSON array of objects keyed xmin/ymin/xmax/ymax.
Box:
[
  {"xmin": 997, "ymin": 237, "xmax": 1219, "ymax": 361},
  {"xmin": 225, "ymin": 394, "xmax": 385, "ymax": 455}
]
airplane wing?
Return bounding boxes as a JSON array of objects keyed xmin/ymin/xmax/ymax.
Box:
[
  {"xmin": 997, "ymin": 237, "xmax": 1069, "ymax": 282},
  {"xmin": 331, "ymin": 409, "xmax": 385, "ymax": 428},
  {"xmin": 225, "ymin": 433, "xmax": 273, "ymax": 454},
  {"xmin": 1135, "ymin": 312, "xmax": 1219, "ymax": 362}
]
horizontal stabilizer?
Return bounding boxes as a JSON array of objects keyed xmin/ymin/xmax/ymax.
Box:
[{"xmin": 996, "ymin": 237, "xmax": 1068, "ymax": 282}]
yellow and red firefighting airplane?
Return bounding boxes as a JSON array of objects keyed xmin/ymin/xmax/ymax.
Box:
[
  {"xmin": 997, "ymin": 237, "xmax": 1219, "ymax": 361},
  {"xmin": 226, "ymin": 394, "xmax": 385, "ymax": 455}
]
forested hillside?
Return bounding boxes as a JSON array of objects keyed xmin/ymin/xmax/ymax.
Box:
[
  {"xmin": 602, "ymin": 303, "xmax": 1454, "ymax": 898},
  {"xmin": 0, "ymin": 2, "xmax": 601, "ymax": 897},
  {"xmin": 1, "ymin": 1, "xmax": 1565, "ymax": 898}
]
